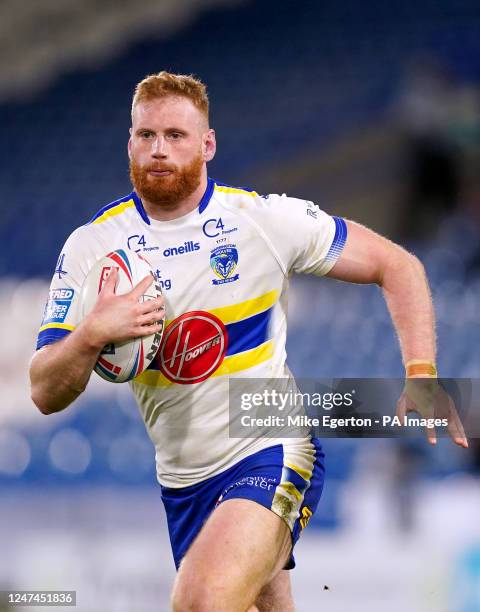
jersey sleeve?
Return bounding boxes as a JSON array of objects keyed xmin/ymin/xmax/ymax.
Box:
[
  {"xmin": 258, "ymin": 194, "xmax": 347, "ymax": 276},
  {"xmin": 36, "ymin": 227, "xmax": 93, "ymax": 350}
]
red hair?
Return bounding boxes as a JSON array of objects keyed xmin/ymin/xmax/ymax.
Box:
[{"xmin": 132, "ymin": 71, "xmax": 209, "ymax": 122}]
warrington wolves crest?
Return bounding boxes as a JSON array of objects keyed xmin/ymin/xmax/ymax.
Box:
[{"xmin": 210, "ymin": 245, "xmax": 239, "ymax": 285}]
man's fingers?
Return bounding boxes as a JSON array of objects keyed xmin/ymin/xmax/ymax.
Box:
[
  {"xmin": 398, "ymin": 390, "xmax": 437, "ymax": 444},
  {"xmin": 134, "ymin": 321, "xmax": 165, "ymax": 337},
  {"xmin": 447, "ymin": 398, "xmax": 469, "ymax": 448},
  {"xmin": 396, "ymin": 394, "xmax": 407, "ymax": 420},
  {"xmin": 399, "ymin": 383, "xmax": 468, "ymax": 449},
  {"xmin": 138, "ymin": 296, "xmax": 164, "ymax": 314},
  {"xmin": 138, "ymin": 308, "xmax": 166, "ymax": 326},
  {"xmin": 425, "ymin": 424, "xmax": 437, "ymax": 446},
  {"xmin": 130, "ymin": 274, "xmax": 155, "ymax": 299}
]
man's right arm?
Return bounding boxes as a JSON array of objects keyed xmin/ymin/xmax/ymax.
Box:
[
  {"xmin": 30, "ymin": 270, "xmax": 164, "ymax": 415},
  {"xmin": 30, "ymin": 324, "xmax": 105, "ymax": 415}
]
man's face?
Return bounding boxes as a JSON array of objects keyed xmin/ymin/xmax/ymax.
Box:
[{"xmin": 129, "ymin": 96, "xmax": 215, "ymax": 207}]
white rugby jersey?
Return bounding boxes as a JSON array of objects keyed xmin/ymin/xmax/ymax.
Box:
[{"xmin": 37, "ymin": 178, "xmax": 347, "ymax": 487}]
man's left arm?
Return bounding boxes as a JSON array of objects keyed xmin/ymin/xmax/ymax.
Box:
[
  {"xmin": 327, "ymin": 219, "xmax": 467, "ymax": 448},
  {"xmin": 326, "ymin": 219, "xmax": 435, "ymax": 363}
]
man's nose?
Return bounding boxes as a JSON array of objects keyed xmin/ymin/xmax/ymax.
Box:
[{"xmin": 152, "ymin": 136, "xmax": 167, "ymax": 158}]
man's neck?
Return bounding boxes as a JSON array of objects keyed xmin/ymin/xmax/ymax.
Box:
[{"xmin": 141, "ymin": 173, "xmax": 208, "ymax": 222}]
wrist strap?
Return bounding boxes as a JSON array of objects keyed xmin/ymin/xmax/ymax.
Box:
[{"xmin": 405, "ymin": 360, "xmax": 437, "ymax": 378}]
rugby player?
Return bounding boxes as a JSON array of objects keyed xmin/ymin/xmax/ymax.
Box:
[{"xmin": 30, "ymin": 72, "xmax": 467, "ymax": 612}]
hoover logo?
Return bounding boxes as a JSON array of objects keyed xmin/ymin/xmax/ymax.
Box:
[
  {"xmin": 157, "ymin": 311, "xmax": 228, "ymax": 384},
  {"xmin": 163, "ymin": 241, "xmax": 200, "ymax": 258}
]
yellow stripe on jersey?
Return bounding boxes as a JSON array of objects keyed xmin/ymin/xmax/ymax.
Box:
[
  {"xmin": 209, "ymin": 290, "xmax": 278, "ymax": 325},
  {"xmin": 92, "ymin": 199, "xmax": 135, "ymax": 225},
  {"xmin": 214, "ymin": 185, "xmax": 259, "ymax": 198},
  {"xmin": 149, "ymin": 291, "xmax": 277, "ymax": 331},
  {"xmin": 134, "ymin": 369, "xmax": 172, "ymax": 387},
  {"xmin": 213, "ymin": 339, "xmax": 273, "ymax": 377},
  {"xmin": 133, "ymin": 339, "xmax": 274, "ymax": 388},
  {"xmin": 38, "ymin": 323, "xmax": 76, "ymax": 333},
  {"xmin": 133, "ymin": 292, "xmax": 277, "ymax": 387}
]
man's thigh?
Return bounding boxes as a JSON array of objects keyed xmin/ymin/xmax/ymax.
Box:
[
  {"xmin": 171, "ymin": 498, "xmax": 292, "ymax": 612},
  {"xmin": 255, "ymin": 570, "xmax": 294, "ymax": 612}
]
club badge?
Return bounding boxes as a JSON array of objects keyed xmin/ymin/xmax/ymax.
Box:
[{"xmin": 210, "ymin": 245, "xmax": 239, "ymax": 285}]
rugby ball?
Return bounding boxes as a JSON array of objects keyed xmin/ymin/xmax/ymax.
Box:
[{"xmin": 81, "ymin": 249, "xmax": 164, "ymax": 383}]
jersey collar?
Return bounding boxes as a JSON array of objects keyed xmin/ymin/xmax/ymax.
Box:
[
  {"xmin": 131, "ymin": 191, "xmax": 151, "ymax": 225},
  {"xmin": 131, "ymin": 176, "xmax": 215, "ymax": 225},
  {"xmin": 198, "ymin": 176, "xmax": 215, "ymax": 214}
]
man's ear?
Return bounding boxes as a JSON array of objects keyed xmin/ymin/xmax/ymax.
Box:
[{"xmin": 204, "ymin": 129, "xmax": 216, "ymax": 162}]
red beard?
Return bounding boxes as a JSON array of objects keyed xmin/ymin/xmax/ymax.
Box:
[{"xmin": 129, "ymin": 152, "xmax": 204, "ymax": 207}]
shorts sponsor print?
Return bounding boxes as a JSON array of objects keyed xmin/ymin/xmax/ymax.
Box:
[{"xmin": 161, "ymin": 438, "xmax": 325, "ymax": 570}]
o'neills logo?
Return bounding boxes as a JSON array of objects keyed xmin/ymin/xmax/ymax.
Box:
[
  {"xmin": 158, "ymin": 311, "xmax": 228, "ymax": 384},
  {"xmin": 163, "ymin": 241, "xmax": 200, "ymax": 258}
]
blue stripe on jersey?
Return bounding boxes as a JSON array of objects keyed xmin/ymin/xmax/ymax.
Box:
[
  {"xmin": 213, "ymin": 180, "xmax": 257, "ymax": 193},
  {"xmin": 198, "ymin": 177, "xmax": 215, "ymax": 214},
  {"xmin": 131, "ymin": 191, "xmax": 151, "ymax": 225},
  {"xmin": 325, "ymin": 216, "xmax": 347, "ymax": 263},
  {"xmin": 225, "ymin": 308, "xmax": 272, "ymax": 356},
  {"xmin": 86, "ymin": 193, "xmax": 135, "ymax": 225},
  {"xmin": 37, "ymin": 327, "xmax": 71, "ymax": 350},
  {"xmin": 145, "ymin": 306, "xmax": 273, "ymax": 372}
]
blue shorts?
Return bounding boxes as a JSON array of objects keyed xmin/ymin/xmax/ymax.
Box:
[{"xmin": 160, "ymin": 438, "xmax": 325, "ymax": 570}]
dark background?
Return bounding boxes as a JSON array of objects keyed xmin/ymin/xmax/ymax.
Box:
[{"xmin": 1, "ymin": 1, "xmax": 479, "ymax": 610}]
